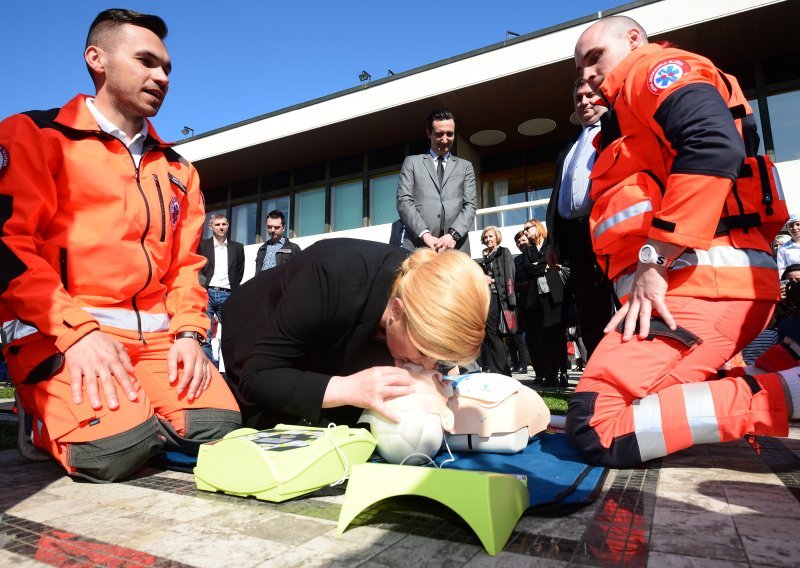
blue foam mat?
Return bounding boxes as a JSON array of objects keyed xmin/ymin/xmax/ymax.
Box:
[{"xmin": 434, "ymin": 432, "xmax": 607, "ymax": 516}]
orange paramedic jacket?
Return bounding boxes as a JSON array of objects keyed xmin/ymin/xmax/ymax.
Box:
[
  {"xmin": 589, "ymin": 43, "xmax": 779, "ymax": 301},
  {"xmin": 0, "ymin": 94, "xmax": 209, "ymax": 352}
]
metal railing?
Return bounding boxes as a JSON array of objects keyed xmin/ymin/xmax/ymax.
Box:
[{"xmin": 473, "ymin": 197, "xmax": 550, "ymax": 230}]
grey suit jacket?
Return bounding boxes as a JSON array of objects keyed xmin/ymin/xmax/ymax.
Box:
[{"xmin": 396, "ymin": 153, "xmax": 477, "ymax": 255}]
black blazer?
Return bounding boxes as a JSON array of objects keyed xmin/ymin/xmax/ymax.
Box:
[
  {"xmin": 198, "ymin": 238, "xmax": 245, "ymax": 290},
  {"xmin": 254, "ymin": 237, "xmax": 302, "ymax": 273},
  {"xmin": 222, "ymin": 238, "xmax": 410, "ymax": 429},
  {"xmin": 545, "ymin": 137, "xmax": 577, "ymax": 257}
]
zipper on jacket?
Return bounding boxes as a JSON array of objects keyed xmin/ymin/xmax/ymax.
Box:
[
  {"xmin": 94, "ymin": 132, "xmax": 160, "ymax": 345},
  {"xmin": 59, "ymin": 248, "xmax": 69, "ymax": 292},
  {"xmin": 131, "ymin": 157, "xmax": 155, "ymax": 345},
  {"xmin": 153, "ymin": 174, "xmax": 167, "ymax": 242}
]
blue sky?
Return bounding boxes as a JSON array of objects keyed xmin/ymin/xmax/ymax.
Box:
[{"xmin": 2, "ymin": 1, "xmax": 619, "ymax": 142}]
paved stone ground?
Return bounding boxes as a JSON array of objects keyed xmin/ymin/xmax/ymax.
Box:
[{"xmin": 2, "ymin": 377, "xmax": 800, "ymax": 567}]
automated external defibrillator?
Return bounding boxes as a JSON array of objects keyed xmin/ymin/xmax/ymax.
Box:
[
  {"xmin": 193, "ymin": 373, "xmax": 553, "ymax": 556},
  {"xmin": 194, "ymin": 372, "xmax": 549, "ymax": 496}
]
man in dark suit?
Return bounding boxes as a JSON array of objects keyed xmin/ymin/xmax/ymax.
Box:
[
  {"xmin": 397, "ymin": 110, "xmax": 477, "ymax": 255},
  {"xmin": 545, "ymin": 79, "xmax": 615, "ymax": 358},
  {"xmin": 254, "ymin": 210, "xmax": 301, "ymax": 273},
  {"xmin": 198, "ymin": 213, "xmax": 245, "ymax": 331}
]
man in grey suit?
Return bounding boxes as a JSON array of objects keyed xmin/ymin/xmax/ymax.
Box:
[{"xmin": 396, "ymin": 110, "xmax": 477, "ymax": 255}]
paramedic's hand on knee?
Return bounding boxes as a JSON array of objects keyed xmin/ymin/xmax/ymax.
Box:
[
  {"xmin": 324, "ymin": 367, "xmax": 415, "ymax": 422},
  {"xmin": 605, "ymin": 240, "xmax": 684, "ymax": 341},
  {"xmin": 65, "ymin": 330, "xmax": 138, "ymax": 410},
  {"xmin": 168, "ymin": 338, "xmax": 211, "ymax": 402}
]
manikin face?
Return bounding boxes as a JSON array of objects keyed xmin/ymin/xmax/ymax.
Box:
[
  {"xmin": 88, "ymin": 23, "xmax": 171, "ymax": 121},
  {"xmin": 575, "ymin": 81, "xmax": 606, "ymax": 126},
  {"xmin": 427, "ymin": 119, "xmax": 456, "ymax": 157},
  {"xmin": 266, "ymin": 216, "xmax": 285, "ymax": 243},
  {"xmin": 575, "ymin": 22, "xmax": 642, "ymax": 93},
  {"xmin": 209, "ymin": 218, "xmax": 229, "ymax": 240}
]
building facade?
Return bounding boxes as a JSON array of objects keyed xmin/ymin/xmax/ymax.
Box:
[{"xmin": 178, "ymin": 0, "xmax": 800, "ymax": 281}]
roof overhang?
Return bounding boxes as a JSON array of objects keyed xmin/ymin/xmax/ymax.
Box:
[{"xmin": 177, "ymin": 0, "xmax": 793, "ymax": 187}]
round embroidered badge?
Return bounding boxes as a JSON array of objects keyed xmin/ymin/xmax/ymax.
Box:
[
  {"xmin": 0, "ymin": 145, "xmax": 9, "ymax": 180},
  {"xmin": 169, "ymin": 196, "xmax": 180, "ymax": 230},
  {"xmin": 647, "ymin": 59, "xmax": 691, "ymax": 95}
]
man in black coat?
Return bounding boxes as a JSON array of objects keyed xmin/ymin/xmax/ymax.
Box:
[
  {"xmin": 545, "ymin": 79, "xmax": 616, "ymax": 358},
  {"xmin": 198, "ymin": 214, "xmax": 245, "ymax": 318},
  {"xmin": 254, "ymin": 210, "xmax": 301, "ymax": 273},
  {"xmin": 198, "ymin": 214, "xmax": 245, "ymax": 365}
]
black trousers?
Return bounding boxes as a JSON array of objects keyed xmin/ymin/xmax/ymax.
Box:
[
  {"xmin": 525, "ymin": 314, "xmax": 567, "ymax": 383},
  {"xmin": 557, "ymin": 217, "xmax": 616, "ymax": 358},
  {"xmin": 480, "ymin": 293, "xmax": 511, "ymax": 376}
]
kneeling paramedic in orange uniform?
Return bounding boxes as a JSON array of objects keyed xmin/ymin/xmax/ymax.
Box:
[
  {"xmin": 0, "ymin": 9, "xmax": 241, "ymax": 482},
  {"xmin": 566, "ymin": 16, "xmax": 793, "ymax": 468}
]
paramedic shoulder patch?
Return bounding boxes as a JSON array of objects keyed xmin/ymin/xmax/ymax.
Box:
[
  {"xmin": 169, "ymin": 196, "xmax": 180, "ymax": 230},
  {"xmin": 647, "ymin": 59, "xmax": 691, "ymax": 95},
  {"xmin": 0, "ymin": 145, "xmax": 8, "ymax": 180}
]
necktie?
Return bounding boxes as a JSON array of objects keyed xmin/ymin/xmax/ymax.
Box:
[{"xmin": 437, "ymin": 156, "xmax": 444, "ymax": 187}]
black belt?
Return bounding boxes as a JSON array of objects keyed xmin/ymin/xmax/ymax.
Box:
[
  {"xmin": 563, "ymin": 215, "xmax": 590, "ymax": 224},
  {"xmin": 208, "ymin": 286, "xmax": 230, "ymax": 292}
]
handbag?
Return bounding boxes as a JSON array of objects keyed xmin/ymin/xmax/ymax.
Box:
[
  {"xmin": 498, "ymin": 306, "xmax": 518, "ymax": 337},
  {"xmin": 536, "ymin": 276, "xmax": 550, "ymax": 295}
]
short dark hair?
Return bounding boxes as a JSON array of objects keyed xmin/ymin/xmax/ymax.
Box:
[
  {"xmin": 266, "ymin": 210, "xmax": 286, "ymax": 226},
  {"xmin": 86, "ymin": 9, "xmax": 168, "ymax": 50},
  {"xmin": 572, "ymin": 77, "xmax": 587, "ymax": 100},
  {"xmin": 426, "ymin": 110, "xmax": 455, "ymax": 132},
  {"xmin": 783, "ymin": 265, "xmax": 800, "ymax": 279}
]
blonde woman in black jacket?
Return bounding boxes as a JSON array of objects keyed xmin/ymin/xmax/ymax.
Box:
[{"xmin": 478, "ymin": 226, "xmax": 516, "ymax": 376}]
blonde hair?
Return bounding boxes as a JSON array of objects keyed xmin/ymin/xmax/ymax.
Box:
[
  {"xmin": 525, "ymin": 219, "xmax": 547, "ymax": 246},
  {"xmin": 481, "ymin": 225, "xmax": 502, "ymax": 246},
  {"xmin": 390, "ymin": 249, "xmax": 489, "ymax": 366}
]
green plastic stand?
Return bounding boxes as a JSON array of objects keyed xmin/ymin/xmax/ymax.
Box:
[
  {"xmin": 337, "ymin": 463, "xmax": 528, "ymax": 556},
  {"xmin": 194, "ymin": 424, "xmax": 376, "ymax": 502}
]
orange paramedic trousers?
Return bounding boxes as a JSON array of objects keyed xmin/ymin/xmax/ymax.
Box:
[
  {"xmin": 566, "ymin": 296, "xmax": 791, "ymax": 467},
  {"xmin": 6, "ymin": 327, "xmax": 240, "ymax": 480}
]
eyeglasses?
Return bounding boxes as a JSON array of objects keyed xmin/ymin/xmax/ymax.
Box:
[{"xmin": 523, "ymin": 225, "xmax": 535, "ymax": 232}]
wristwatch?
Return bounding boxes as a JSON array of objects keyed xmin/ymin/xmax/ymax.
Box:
[
  {"xmin": 448, "ymin": 228, "xmax": 462, "ymax": 242},
  {"xmin": 638, "ymin": 244, "xmax": 674, "ymax": 268},
  {"xmin": 175, "ymin": 331, "xmax": 205, "ymax": 344}
]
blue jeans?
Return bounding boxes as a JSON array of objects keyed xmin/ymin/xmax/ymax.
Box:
[{"xmin": 205, "ymin": 287, "xmax": 231, "ymax": 368}]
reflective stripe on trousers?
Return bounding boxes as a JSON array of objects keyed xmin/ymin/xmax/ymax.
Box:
[{"xmin": 633, "ymin": 382, "xmax": 721, "ymax": 462}]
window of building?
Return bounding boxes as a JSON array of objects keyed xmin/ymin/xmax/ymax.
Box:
[
  {"xmin": 202, "ymin": 207, "xmax": 227, "ymax": 239},
  {"xmin": 230, "ymin": 201, "xmax": 258, "ymax": 245},
  {"xmin": 370, "ymin": 173, "xmax": 400, "ymax": 225},
  {"xmin": 479, "ymin": 164, "xmax": 553, "ymax": 230},
  {"xmin": 296, "ymin": 186, "xmax": 326, "ymax": 237},
  {"xmin": 767, "ymin": 89, "xmax": 800, "ymax": 163},
  {"xmin": 331, "ymin": 180, "xmax": 363, "ymax": 231},
  {"xmin": 748, "ymin": 98, "xmax": 766, "ymax": 156},
  {"xmin": 260, "ymin": 195, "xmax": 291, "ymax": 242}
]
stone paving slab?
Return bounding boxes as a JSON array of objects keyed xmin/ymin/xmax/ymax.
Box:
[{"xmin": 1, "ymin": 424, "xmax": 800, "ymax": 567}]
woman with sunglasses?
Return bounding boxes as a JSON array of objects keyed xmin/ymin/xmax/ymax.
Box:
[{"xmin": 221, "ymin": 238, "xmax": 489, "ymax": 429}]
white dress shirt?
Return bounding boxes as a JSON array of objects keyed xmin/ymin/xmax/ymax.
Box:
[
  {"xmin": 208, "ymin": 239, "xmax": 231, "ymax": 289},
  {"xmin": 85, "ymin": 98, "xmax": 148, "ymax": 167},
  {"xmin": 558, "ymin": 122, "xmax": 600, "ymax": 220}
]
